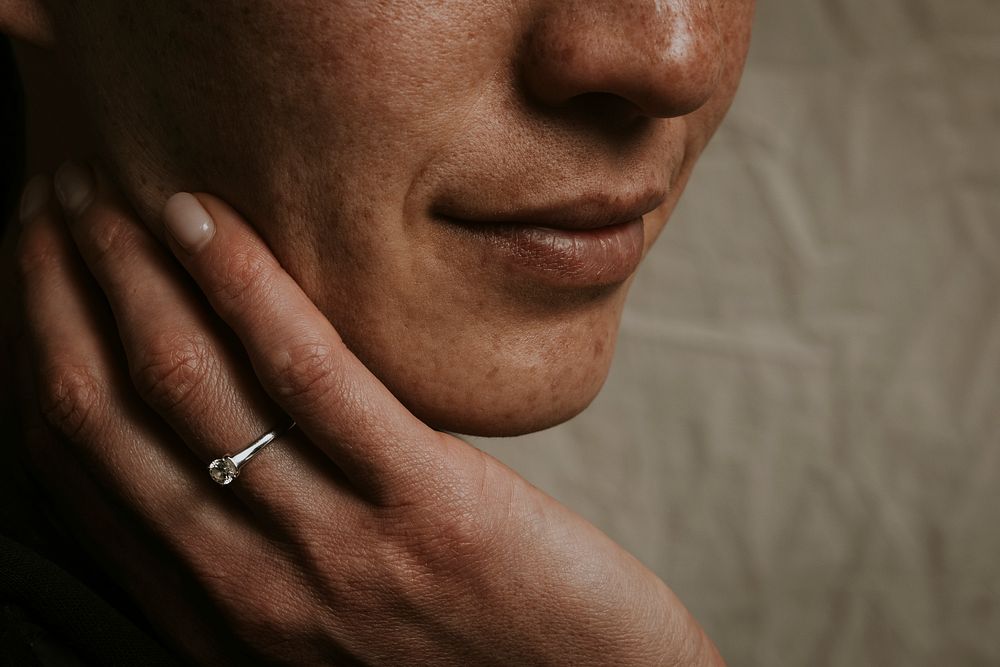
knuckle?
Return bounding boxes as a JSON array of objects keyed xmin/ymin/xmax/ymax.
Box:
[
  {"xmin": 422, "ymin": 508, "xmax": 489, "ymax": 565},
  {"xmin": 15, "ymin": 229, "xmax": 61, "ymax": 281},
  {"xmin": 266, "ymin": 339, "xmax": 342, "ymax": 409},
  {"xmin": 211, "ymin": 248, "xmax": 274, "ymax": 311},
  {"xmin": 131, "ymin": 331, "xmax": 216, "ymax": 412},
  {"xmin": 37, "ymin": 363, "xmax": 105, "ymax": 441},
  {"xmin": 378, "ymin": 455, "xmax": 510, "ymax": 584},
  {"xmin": 372, "ymin": 509, "xmax": 496, "ymax": 618},
  {"xmin": 84, "ymin": 211, "xmax": 142, "ymax": 265},
  {"xmin": 387, "ymin": 501, "xmax": 490, "ymax": 573}
]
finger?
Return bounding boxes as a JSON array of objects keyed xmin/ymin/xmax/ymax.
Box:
[
  {"xmin": 16, "ymin": 172, "xmax": 237, "ymax": 533},
  {"xmin": 11, "ymin": 339, "xmax": 239, "ymax": 666},
  {"xmin": 52, "ymin": 161, "xmax": 353, "ymax": 518},
  {"xmin": 161, "ymin": 192, "xmax": 441, "ymax": 499},
  {"xmin": 16, "ymin": 177, "xmax": 355, "ymax": 663}
]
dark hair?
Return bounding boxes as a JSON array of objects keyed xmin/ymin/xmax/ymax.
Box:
[{"xmin": 2, "ymin": 35, "xmax": 26, "ymax": 225}]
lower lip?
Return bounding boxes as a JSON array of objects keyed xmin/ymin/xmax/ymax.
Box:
[{"xmin": 443, "ymin": 217, "xmax": 646, "ymax": 289}]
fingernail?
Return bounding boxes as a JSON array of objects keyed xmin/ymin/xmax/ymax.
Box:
[
  {"xmin": 19, "ymin": 174, "xmax": 51, "ymax": 224},
  {"xmin": 53, "ymin": 160, "xmax": 95, "ymax": 215},
  {"xmin": 163, "ymin": 193, "xmax": 215, "ymax": 253}
]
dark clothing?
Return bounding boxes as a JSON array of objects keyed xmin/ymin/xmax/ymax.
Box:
[
  {"xmin": 0, "ymin": 449, "xmax": 181, "ymax": 666},
  {"xmin": 0, "ymin": 536, "xmax": 180, "ymax": 666}
]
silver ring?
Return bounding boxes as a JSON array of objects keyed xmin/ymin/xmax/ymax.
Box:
[{"xmin": 208, "ymin": 422, "xmax": 296, "ymax": 485}]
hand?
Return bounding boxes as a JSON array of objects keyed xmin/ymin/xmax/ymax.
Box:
[{"xmin": 11, "ymin": 162, "xmax": 722, "ymax": 666}]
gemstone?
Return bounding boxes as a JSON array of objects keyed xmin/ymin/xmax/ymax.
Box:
[{"xmin": 208, "ymin": 457, "xmax": 238, "ymax": 485}]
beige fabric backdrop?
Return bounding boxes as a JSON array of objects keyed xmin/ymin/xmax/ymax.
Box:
[{"xmin": 473, "ymin": 2, "xmax": 1000, "ymax": 665}]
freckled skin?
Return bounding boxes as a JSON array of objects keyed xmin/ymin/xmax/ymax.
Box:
[{"xmin": 33, "ymin": 0, "xmax": 755, "ymax": 436}]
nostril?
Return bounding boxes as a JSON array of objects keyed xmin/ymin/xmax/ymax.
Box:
[
  {"xmin": 555, "ymin": 92, "xmax": 651, "ymax": 133},
  {"xmin": 559, "ymin": 91, "xmax": 643, "ymax": 117}
]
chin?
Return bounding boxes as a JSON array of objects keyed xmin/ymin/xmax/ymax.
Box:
[
  {"xmin": 361, "ymin": 319, "xmax": 621, "ymax": 438},
  {"xmin": 407, "ymin": 372, "xmax": 609, "ymax": 438}
]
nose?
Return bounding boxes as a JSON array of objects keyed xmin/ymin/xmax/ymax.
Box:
[{"xmin": 520, "ymin": 0, "xmax": 725, "ymax": 119}]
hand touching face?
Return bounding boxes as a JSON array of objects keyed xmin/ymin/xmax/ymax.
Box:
[{"xmin": 13, "ymin": 165, "xmax": 723, "ymax": 665}]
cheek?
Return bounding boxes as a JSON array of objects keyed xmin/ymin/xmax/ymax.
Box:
[{"xmin": 62, "ymin": 2, "xmax": 510, "ymax": 210}]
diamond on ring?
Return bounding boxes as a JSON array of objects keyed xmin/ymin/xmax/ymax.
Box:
[
  {"xmin": 208, "ymin": 457, "xmax": 239, "ymax": 485},
  {"xmin": 208, "ymin": 422, "xmax": 295, "ymax": 486}
]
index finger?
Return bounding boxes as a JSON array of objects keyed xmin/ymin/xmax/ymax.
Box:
[{"xmin": 161, "ymin": 192, "xmax": 440, "ymax": 499}]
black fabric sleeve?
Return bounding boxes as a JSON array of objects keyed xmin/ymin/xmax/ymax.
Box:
[{"xmin": 0, "ymin": 534, "xmax": 181, "ymax": 667}]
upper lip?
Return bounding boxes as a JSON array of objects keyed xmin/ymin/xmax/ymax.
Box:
[{"xmin": 434, "ymin": 188, "xmax": 668, "ymax": 231}]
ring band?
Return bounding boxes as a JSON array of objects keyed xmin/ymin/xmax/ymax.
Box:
[{"xmin": 208, "ymin": 422, "xmax": 296, "ymax": 485}]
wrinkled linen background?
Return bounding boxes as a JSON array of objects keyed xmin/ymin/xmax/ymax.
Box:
[{"xmin": 474, "ymin": 2, "xmax": 1000, "ymax": 665}]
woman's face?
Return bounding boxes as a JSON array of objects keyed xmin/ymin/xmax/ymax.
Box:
[{"xmin": 49, "ymin": 1, "xmax": 755, "ymax": 436}]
